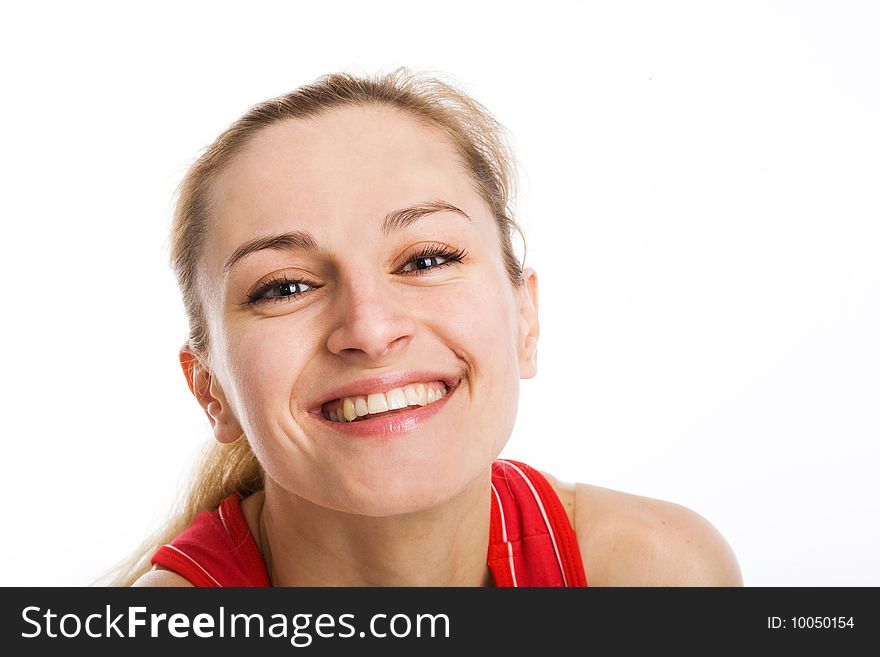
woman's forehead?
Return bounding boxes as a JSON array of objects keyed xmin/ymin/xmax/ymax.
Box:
[{"xmin": 207, "ymin": 106, "xmax": 482, "ymax": 250}]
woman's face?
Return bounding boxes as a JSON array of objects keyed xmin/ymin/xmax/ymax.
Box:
[{"xmin": 197, "ymin": 106, "xmax": 538, "ymax": 516}]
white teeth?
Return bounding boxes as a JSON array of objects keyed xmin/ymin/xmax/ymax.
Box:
[
  {"xmin": 367, "ymin": 393, "xmax": 389, "ymax": 414},
  {"xmin": 342, "ymin": 398, "xmax": 357, "ymax": 422},
  {"xmin": 386, "ymin": 387, "xmax": 407, "ymax": 410},
  {"xmin": 325, "ymin": 381, "xmax": 450, "ymax": 422},
  {"xmin": 404, "ymin": 385, "xmax": 421, "ymax": 405}
]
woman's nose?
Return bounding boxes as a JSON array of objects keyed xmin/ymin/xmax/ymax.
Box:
[{"xmin": 325, "ymin": 278, "xmax": 416, "ymax": 362}]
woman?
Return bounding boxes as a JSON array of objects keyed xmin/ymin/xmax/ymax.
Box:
[{"xmin": 121, "ymin": 69, "xmax": 741, "ymax": 587}]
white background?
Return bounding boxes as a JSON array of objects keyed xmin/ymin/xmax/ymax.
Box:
[{"xmin": 1, "ymin": 1, "xmax": 877, "ymax": 586}]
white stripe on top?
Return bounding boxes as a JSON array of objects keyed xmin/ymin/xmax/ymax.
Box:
[
  {"xmin": 161, "ymin": 544, "xmax": 222, "ymax": 587},
  {"xmin": 218, "ymin": 502, "xmax": 231, "ymax": 537},
  {"xmin": 491, "ymin": 482, "xmax": 518, "ymax": 587}
]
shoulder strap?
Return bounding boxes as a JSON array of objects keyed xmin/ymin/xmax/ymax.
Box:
[
  {"xmin": 151, "ymin": 493, "xmax": 271, "ymax": 587},
  {"xmin": 487, "ymin": 459, "xmax": 587, "ymax": 587}
]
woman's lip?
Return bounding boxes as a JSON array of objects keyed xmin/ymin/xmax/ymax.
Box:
[
  {"xmin": 308, "ymin": 378, "xmax": 460, "ymax": 437},
  {"xmin": 311, "ymin": 372, "xmax": 462, "ymax": 412}
]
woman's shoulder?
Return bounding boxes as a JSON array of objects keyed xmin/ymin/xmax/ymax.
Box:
[
  {"xmin": 131, "ymin": 567, "xmax": 195, "ymax": 587},
  {"xmin": 129, "ymin": 492, "xmax": 266, "ymax": 588},
  {"xmin": 538, "ymin": 470, "xmax": 742, "ymax": 587}
]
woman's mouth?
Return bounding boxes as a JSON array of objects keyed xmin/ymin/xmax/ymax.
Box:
[{"xmin": 321, "ymin": 380, "xmax": 450, "ymax": 422}]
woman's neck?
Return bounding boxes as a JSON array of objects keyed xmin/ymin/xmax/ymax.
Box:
[{"xmin": 251, "ymin": 471, "xmax": 495, "ymax": 587}]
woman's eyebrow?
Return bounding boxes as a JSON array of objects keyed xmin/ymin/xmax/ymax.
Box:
[
  {"xmin": 381, "ymin": 200, "xmax": 470, "ymax": 236},
  {"xmin": 223, "ymin": 200, "xmax": 471, "ymax": 273},
  {"xmin": 224, "ymin": 230, "xmax": 321, "ymax": 274}
]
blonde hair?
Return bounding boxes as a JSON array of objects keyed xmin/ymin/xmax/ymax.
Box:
[{"xmin": 106, "ymin": 68, "xmax": 524, "ymax": 586}]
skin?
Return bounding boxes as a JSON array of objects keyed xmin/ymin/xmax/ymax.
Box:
[{"xmin": 135, "ymin": 105, "xmax": 742, "ymax": 587}]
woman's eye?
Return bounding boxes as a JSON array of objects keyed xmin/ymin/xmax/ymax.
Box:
[
  {"xmin": 400, "ymin": 254, "xmax": 450, "ymax": 273},
  {"xmin": 399, "ymin": 247, "xmax": 468, "ymax": 275},
  {"xmin": 247, "ymin": 279, "xmax": 316, "ymax": 305},
  {"xmin": 265, "ymin": 281, "xmax": 313, "ymax": 298}
]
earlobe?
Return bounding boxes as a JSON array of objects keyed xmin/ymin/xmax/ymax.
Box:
[
  {"xmin": 517, "ymin": 268, "xmax": 540, "ymax": 379},
  {"xmin": 179, "ymin": 347, "xmax": 244, "ymax": 444}
]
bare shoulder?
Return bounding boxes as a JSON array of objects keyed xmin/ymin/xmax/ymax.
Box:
[
  {"xmin": 539, "ymin": 471, "xmax": 742, "ymax": 587},
  {"xmin": 131, "ymin": 567, "xmax": 195, "ymax": 588}
]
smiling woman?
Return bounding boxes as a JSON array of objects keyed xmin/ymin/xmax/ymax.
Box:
[{"xmin": 110, "ymin": 68, "xmax": 741, "ymax": 587}]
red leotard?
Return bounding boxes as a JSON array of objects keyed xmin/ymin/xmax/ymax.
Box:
[{"xmin": 151, "ymin": 459, "xmax": 587, "ymax": 587}]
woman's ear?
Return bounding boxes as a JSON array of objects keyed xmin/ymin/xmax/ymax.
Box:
[
  {"xmin": 517, "ymin": 267, "xmax": 540, "ymax": 379},
  {"xmin": 179, "ymin": 347, "xmax": 244, "ymax": 444}
]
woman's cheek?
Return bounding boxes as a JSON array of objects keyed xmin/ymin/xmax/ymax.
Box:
[
  {"xmin": 430, "ymin": 281, "xmax": 520, "ymax": 387},
  {"xmin": 225, "ymin": 317, "xmax": 311, "ymax": 416}
]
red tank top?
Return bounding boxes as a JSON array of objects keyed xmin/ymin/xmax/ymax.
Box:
[{"xmin": 151, "ymin": 459, "xmax": 587, "ymax": 587}]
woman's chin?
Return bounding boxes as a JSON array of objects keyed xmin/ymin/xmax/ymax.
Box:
[{"xmin": 342, "ymin": 459, "xmax": 496, "ymax": 518}]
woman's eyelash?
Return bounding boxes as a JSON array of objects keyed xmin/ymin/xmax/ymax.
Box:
[
  {"xmin": 399, "ymin": 245, "xmax": 469, "ymax": 276},
  {"xmin": 245, "ymin": 245, "xmax": 468, "ymax": 306},
  {"xmin": 245, "ymin": 276, "xmax": 316, "ymax": 306}
]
